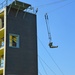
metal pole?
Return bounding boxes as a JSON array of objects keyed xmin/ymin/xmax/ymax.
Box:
[{"xmin": 15, "ymin": 0, "xmax": 17, "ymax": 5}]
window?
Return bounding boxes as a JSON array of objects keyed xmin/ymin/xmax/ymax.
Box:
[{"xmin": 9, "ymin": 34, "xmax": 19, "ymax": 48}]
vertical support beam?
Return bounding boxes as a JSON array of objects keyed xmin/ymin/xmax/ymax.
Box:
[
  {"xmin": 3, "ymin": 7, "xmax": 7, "ymax": 75},
  {"xmin": 15, "ymin": 6, "xmax": 20, "ymax": 17},
  {"xmin": 0, "ymin": 59, "xmax": 1, "ymax": 67},
  {"xmin": 15, "ymin": 0, "xmax": 18, "ymax": 5},
  {"xmin": 23, "ymin": 10, "xmax": 27, "ymax": 19},
  {"xmin": 8, "ymin": 3, "xmax": 12, "ymax": 14}
]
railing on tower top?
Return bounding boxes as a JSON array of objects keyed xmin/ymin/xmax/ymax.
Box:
[{"xmin": 0, "ymin": 0, "xmax": 35, "ymax": 14}]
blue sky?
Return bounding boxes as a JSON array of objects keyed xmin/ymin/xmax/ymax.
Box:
[{"xmin": 0, "ymin": 0, "xmax": 75, "ymax": 75}]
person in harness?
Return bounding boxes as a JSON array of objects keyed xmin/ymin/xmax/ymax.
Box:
[{"xmin": 49, "ymin": 42, "xmax": 58, "ymax": 48}]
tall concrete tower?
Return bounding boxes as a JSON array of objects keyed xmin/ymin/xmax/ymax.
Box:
[{"xmin": 0, "ymin": 1, "xmax": 38, "ymax": 75}]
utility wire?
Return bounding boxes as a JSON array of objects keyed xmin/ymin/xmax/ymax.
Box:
[
  {"xmin": 0, "ymin": 0, "xmax": 6, "ymax": 5},
  {"xmin": 35, "ymin": 0, "xmax": 66, "ymax": 8},
  {"xmin": 38, "ymin": 37, "xmax": 65, "ymax": 75},
  {"xmin": 0, "ymin": 0, "xmax": 7, "ymax": 9},
  {"xmin": 47, "ymin": 0, "xmax": 75, "ymax": 14},
  {"xmin": 38, "ymin": 70, "xmax": 43, "ymax": 75},
  {"xmin": 39, "ymin": 58, "xmax": 48, "ymax": 75},
  {"xmin": 39, "ymin": 55, "xmax": 57, "ymax": 75},
  {"xmin": 34, "ymin": 0, "xmax": 75, "ymax": 14}
]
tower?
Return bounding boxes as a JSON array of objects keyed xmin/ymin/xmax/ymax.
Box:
[{"xmin": 0, "ymin": 1, "xmax": 38, "ymax": 75}]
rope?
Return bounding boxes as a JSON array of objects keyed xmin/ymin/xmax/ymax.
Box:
[
  {"xmin": 38, "ymin": 37, "xmax": 65, "ymax": 75},
  {"xmin": 39, "ymin": 58, "xmax": 48, "ymax": 75},
  {"xmin": 38, "ymin": 70, "xmax": 43, "ymax": 75},
  {"xmin": 45, "ymin": 13, "xmax": 52, "ymax": 42},
  {"xmin": 39, "ymin": 55, "xmax": 57, "ymax": 75}
]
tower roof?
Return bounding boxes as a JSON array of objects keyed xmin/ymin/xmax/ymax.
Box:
[{"xmin": 9, "ymin": 1, "xmax": 31, "ymax": 11}]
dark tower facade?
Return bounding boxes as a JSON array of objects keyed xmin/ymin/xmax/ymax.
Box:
[{"xmin": 0, "ymin": 1, "xmax": 38, "ymax": 75}]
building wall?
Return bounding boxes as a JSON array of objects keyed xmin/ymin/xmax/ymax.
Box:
[{"xmin": 5, "ymin": 7, "xmax": 38, "ymax": 75}]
